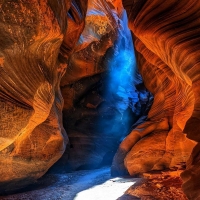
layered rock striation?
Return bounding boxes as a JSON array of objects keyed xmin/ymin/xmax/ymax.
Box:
[
  {"xmin": 0, "ymin": 0, "xmax": 87, "ymax": 193},
  {"xmin": 112, "ymin": 0, "xmax": 200, "ymax": 199},
  {"xmin": 0, "ymin": 0, "xmax": 199, "ymax": 198}
]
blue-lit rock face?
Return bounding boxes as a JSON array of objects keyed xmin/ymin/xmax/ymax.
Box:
[
  {"xmin": 98, "ymin": 11, "xmax": 140, "ymax": 141},
  {"xmin": 58, "ymin": 3, "xmax": 153, "ymax": 172}
]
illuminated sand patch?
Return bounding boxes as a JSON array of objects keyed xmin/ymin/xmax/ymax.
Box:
[{"xmin": 0, "ymin": 167, "xmax": 139, "ymax": 200}]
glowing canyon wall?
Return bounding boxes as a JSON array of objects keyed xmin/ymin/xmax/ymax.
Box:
[
  {"xmin": 120, "ymin": 0, "xmax": 200, "ymax": 199},
  {"xmin": 0, "ymin": 0, "xmax": 85, "ymax": 192},
  {"xmin": 0, "ymin": 0, "xmax": 200, "ymax": 199}
]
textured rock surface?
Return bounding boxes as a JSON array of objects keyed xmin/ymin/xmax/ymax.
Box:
[
  {"xmin": 0, "ymin": 0, "xmax": 87, "ymax": 192},
  {"xmin": 125, "ymin": 131, "xmax": 195, "ymax": 176},
  {"xmin": 112, "ymin": 0, "xmax": 200, "ymax": 198},
  {"xmin": 1, "ymin": 0, "xmax": 200, "ymax": 198},
  {"xmin": 0, "ymin": 0, "xmax": 151, "ymax": 192},
  {"xmin": 119, "ymin": 170, "xmax": 188, "ymax": 200}
]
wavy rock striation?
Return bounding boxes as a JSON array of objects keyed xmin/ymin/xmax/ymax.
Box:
[
  {"xmin": 0, "ymin": 0, "xmax": 88, "ymax": 193},
  {"xmin": 113, "ymin": 0, "xmax": 200, "ymax": 199},
  {"xmin": 1, "ymin": 0, "xmax": 199, "ymax": 198}
]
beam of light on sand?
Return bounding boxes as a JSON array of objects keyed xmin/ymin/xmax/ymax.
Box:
[{"xmin": 74, "ymin": 177, "xmax": 137, "ymax": 200}]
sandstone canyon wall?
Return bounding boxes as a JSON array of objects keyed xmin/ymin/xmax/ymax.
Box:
[
  {"xmin": 0, "ymin": 0, "xmax": 150, "ymax": 193},
  {"xmin": 0, "ymin": 0, "xmax": 199, "ymax": 199},
  {"xmin": 117, "ymin": 0, "xmax": 200, "ymax": 199},
  {"xmin": 0, "ymin": 0, "xmax": 87, "ymax": 192}
]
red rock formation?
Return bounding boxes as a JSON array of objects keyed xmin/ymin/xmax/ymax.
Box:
[
  {"xmin": 0, "ymin": 0, "xmax": 199, "ymax": 198},
  {"xmin": 119, "ymin": 170, "xmax": 188, "ymax": 199},
  {"xmin": 115, "ymin": 0, "xmax": 200, "ymax": 199},
  {"xmin": 0, "ymin": 0, "xmax": 87, "ymax": 192}
]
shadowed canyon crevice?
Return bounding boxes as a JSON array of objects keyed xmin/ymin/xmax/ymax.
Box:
[{"xmin": 0, "ymin": 0, "xmax": 200, "ymax": 199}]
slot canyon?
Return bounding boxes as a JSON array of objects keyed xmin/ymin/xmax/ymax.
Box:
[{"xmin": 0, "ymin": 0, "xmax": 199, "ymax": 199}]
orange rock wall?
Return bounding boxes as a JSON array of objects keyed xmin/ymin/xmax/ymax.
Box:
[
  {"xmin": 0, "ymin": 0, "xmax": 199, "ymax": 198},
  {"xmin": 0, "ymin": 0, "xmax": 87, "ymax": 192},
  {"xmin": 122, "ymin": 0, "xmax": 200, "ymax": 198}
]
